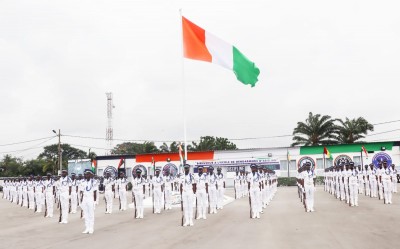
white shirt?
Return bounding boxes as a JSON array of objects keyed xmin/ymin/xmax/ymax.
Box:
[
  {"xmin": 103, "ymin": 177, "xmax": 115, "ymax": 192},
  {"xmin": 216, "ymin": 173, "xmax": 225, "ymax": 188},
  {"xmin": 81, "ymin": 179, "xmax": 97, "ymax": 201},
  {"xmin": 302, "ymin": 170, "xmax": 316, "ymax": 187},
  {"xmin": 181, "ymin": 173, "xmax": 195, "ymax": 193},
  {"xmin": 58, "ymin": 176, "xmax": 72, "ymax": 193},
  {"xmin": 195, "ymin": 173, "xmax": 208, "ymax": 190},
  {"xmin": 164, "ymin": 175, "xmax": 175, "ymax": 190},
  {"xmin": 208, "ymin": 173, "xmax": 218, "ymax": 189},
  {"xmin": 132, "ymin": 177, "xmax": 145, "ymax": 193},
  {"xmin": 117, "ymin": 178, "xmax": 128, "ymax": 191},
  {"xmin": 152, "ymin": 175, "xmax": 164, "ymax": 189},
  {"xmin": 247, "ymin": 172, "xmax": 262, "ymax": 190},
  {"xmin": 44, "ymin": 179, "xmax": 55, "ymax": 193}
]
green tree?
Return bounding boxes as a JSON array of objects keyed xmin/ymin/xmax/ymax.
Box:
[
  {"xmin": 159, "ymin": 142, "xmax": 180, "ymax": 153},
  {"xmin": 112, "ymin": 141, "xmax": 160, "ymax": 155},
  {"xmin": 191, "ymin": 136, "xmax": 237, "ymax": 151},
  {"xmin": 336, "ymin": 117, "xmax": 374, "ymax": 144},
  {"xmin": 39, "ymin": 144, "xmax": 88, "ymax": 171},
  {"xmin": 292, "ymin": 112, "xmax": 338, "ymax": 146},
  {"xmin": 0, "ymin": 155, "xmax": 24, "ymax": 177}
]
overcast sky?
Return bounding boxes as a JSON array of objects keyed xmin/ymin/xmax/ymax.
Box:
[{"xmin": 1, "ymin": 0, "xmax": 400, "ymax": 160}]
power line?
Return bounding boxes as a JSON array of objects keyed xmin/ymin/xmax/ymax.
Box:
[
  {"xmin": 0, "ymin": 136, "xmax": 57, "ymax": 147},
  {"xmin": 0, "ymin": 137, "xmax": 56, "ymax": 154},
  {"xmin": 372, "ymin": 120, "xmax": 400, "ymax": 126},
  {"xmin": 365, "ymin": 128, "xmax": 400, "ymax": 137}
]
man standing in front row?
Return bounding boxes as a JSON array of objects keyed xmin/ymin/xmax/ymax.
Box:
[
  {"xmin": 44, "ymin": 173, "xmax": 55, "ymax": 218},
  {"xmin": 104, "ymin": 172, "xmax": 115, "ymax": 214},
  {"xmin": 248, "ymin": 164, "xmax": 262, "ymax": 219},
  {"xmin": 216, "ymin": 167, "xmax": 225, "ymax": 210},
  {"xmin": 58, "ymin": 170, "xmax": 72, "ymax": 224},
  {"xmin": 181, "ymin": 164, "xmax": 196, "ymax": 226},
  {"xmin": 80, "ymin": 169, "xmax": 97, "ymax": 234},
  {"xmin": 301, "ymin": 162, "xmax": 316, "ymax": 212}
]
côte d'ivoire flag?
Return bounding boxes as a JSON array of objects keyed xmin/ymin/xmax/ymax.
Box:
[{"xmin": 182, "ymin": 16, "xmax": 260, "ymax": 87}]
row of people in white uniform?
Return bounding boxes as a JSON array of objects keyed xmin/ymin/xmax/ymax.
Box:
[
  {"xmin": 297, "ymin": 162, "xmax": 316, "ymax": 212},
  {"xmin": 1, "ymin": 169, "xmax": 98, "ymax": 234},
  {"xmin": 324, "ymin": 161, "xmax": 398, "ymax": 205},
  {"xmin": 132, "ymin": 165, "xmax": 225, "ymax": 226},
  {"xmin": 236, "ymin": 165, "xmax": 278, "ymax": 219}
]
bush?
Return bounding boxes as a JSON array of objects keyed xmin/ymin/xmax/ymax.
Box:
[{"xmin": 277, "ymin": 176, "xmax": 324, "ymax": 187}]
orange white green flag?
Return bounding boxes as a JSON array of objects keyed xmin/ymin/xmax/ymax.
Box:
[{"xmin": 182, "ymin": 16, "xmax": 260, "ymax": 87}]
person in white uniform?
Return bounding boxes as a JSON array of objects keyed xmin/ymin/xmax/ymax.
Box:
[
  {"xmin": 132, "ymin": 169, "xmax": 146, "ymax": 218},
  {"xmin": 381, "ymin": 161, "xmax": 393, "ymax": 204},
  {"xmin": 180, "ymin": 164, "xmax": 196, "ymax": 226},
  {"xmin": 103, "ymin": 172, "xmax": 115, "ymax": 214},
  {"xmin": 234, "ymin": 170, "xmax": 241, "ymax": 199},
  {"xmin": 348, "ymin": 164, "xmax": 359, "ymax": 207},
  {"xmin": 27, "ymin": 175, "xmax": 35, "ymax": 209},
  {"xmin": 44, "ymin": 173, "xmax": 55, "ymax": 218},
  {"xmin": 195, "ymin": 166, "xmax": 209, "ymax": 220},
  {"xmin": 216, "ymin": 167, "xmax": 225, "ymax": 210},
  {"xmin": 117, "ymin": 172, "xmax": 128, "ymax": 211},
  {"xmin": 369, "ymin": 164, "xmax": 378, "ymax": 198},
  {"xmin": 80, "ymin": 169, "xmax": 97, "ymax": 234},
  {"xmin": 391, "ymin": 164, "xmax": 398, "ymax": 193},
  {"xmin": 207, "ymin": 166, "xmax": 218, "ymax": 214},
  {"xmin": 247, "ymin": 164, "xmax": 262, "ymax": 218},
  {"xmin": 34, "ymin": 175, "xmax": 45, "ymax": 213},
  {"xmin": 364, "ymin": 165, "xmax": 370, "ymax": 196},
  {"xmin": 152, "ymin": 167, "xmax": 164, "ymax": 214},
  {"xmin": 163, "ymin": 169, "xmax": 174, "ymax": 210},
  {"xmin": 301, "ymin": 162, "xmax": 316, "ymax": 212},
  {"xmin": 70, "ymin": 173, "xmax": 79, "ymax": 214},
  {"xmin": 58, "ymin": 170, "xmax": 72, "ymax": 224}
]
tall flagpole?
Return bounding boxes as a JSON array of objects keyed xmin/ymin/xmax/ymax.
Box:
[{"xmin": 179, "ymin": 9, "xmax": 188, "ymax": 164}]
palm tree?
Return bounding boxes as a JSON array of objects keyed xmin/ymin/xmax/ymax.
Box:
[
  {"xmin": 336, "ymin": 117, "xmax": 374, "ymax": 143},
  {"xmin": 292, "ymin": 112, "xmax": 338, "ymax": 146}
]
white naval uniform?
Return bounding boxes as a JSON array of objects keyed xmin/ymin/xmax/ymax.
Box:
[
  {"xmin": 34, "ymin": 180, "xmax": 45, "ymax": 212},
  {"xmin": 117, "ymin": 178, "xmax": 128, "ymax": 211},
  {"xmin": 357, "ymin": 170, "xmax": 364, "ymax": 194},
  {"xmin": 208, "ymin": 173, "xmax": 218, "ymax": 214},
  {"xmin": 216, "ymin": 173, "xmax": 225, "ymax": 209},
  {"xmin": 103, "ymin": 177, "xmax": 115, "ymax": 213},
  {"xmin": 348, "ymin": 170, "xmax": 358, "ymax": 206},
  {"xmin": 152, "ymin": 175, "xmax": 164, "ymax": 214},
  {"xmin": 44, "ymin": 178, "xmax": 55, "ymax": 217},
  {"xmin": 382, "ymin": 169, "xmax": 393, "ymax": 204},
  {"xmin": 247, "ymin": 172, "xmax": 262, "ymax": 218},
  {"xmin": 27, "ymin": 180, "xmax": 35, "ymax": 209},
  {"xmin": 181, "ymin": 173, "xmax": 195, "ymax": 226},
  {"xmin": 234, "ymin": 174, "xmax": 241, "ymax": 199},
  {"xmin": 369, "ymin": 168, "xmax": 378, "ymax": 198},
  {"xmin": 58, "ymin": 176, "xmax": 72, "ymax": 223},
  {"xmin": 364, "ymin": 169, "xmax": 370, "ymax": 196},
  {"xmin": 391, "ymin": 168, "xmax": 398, "ymax": 193},
  {"xmin": 164, "ymin": 175, "xmax": 174, "ymax": 210},
  {"xmin": 377, "ymin": 168, "xmax": 384, "ymax": 200},
  {"xmin": 16, "ymin": 181, "xmax": 22, "ymax": 206},
  {"xmin": 241, "ymin": 174, "xmax": 247, "ymax": 197},
  {"xmin": 132, "ymin": 176, "xmax": 146, "ymax": 218},
  {"xmin": 302, "ymin": 170, "xmax": 316, "ymax": 212},
  {"xmin": 344, "ymin": 169, "xmax": 351, "ymax": 204},
  {"xmin": 195, "ymin": 173, "xmax": 209, "ymax": 219},
  {"xmin": 80, "ymin": 179, "xmax": 97, "ymax": 233},
  {"xmin": 70, "ymin": 179, "xmax": 79, "ymax": 213}
]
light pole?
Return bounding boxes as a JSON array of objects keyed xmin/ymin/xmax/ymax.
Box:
[{"xmin": 53, "ymin": 129, "xmax": 62, "ymax": 175}]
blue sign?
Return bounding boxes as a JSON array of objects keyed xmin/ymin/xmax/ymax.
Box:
[
  {"xmin": 103, "ymin": 166, "xmax": 117, "ymax": 178},
  {"xmin": 372, "ymin": 153, "xmax": 392, "ymax": 168}
]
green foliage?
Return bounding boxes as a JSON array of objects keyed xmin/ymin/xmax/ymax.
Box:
[
  {"xmin": 277, "ymin": 177, "xmax": 298, "ymax": 186},
  {"xmin": 191, "ymin": 136, "xmax": 238, "ymax": 151},
  {"xmin": 336, "ymin": 117, "xmax": 374, "ymax": 144},
  {"xmin": 111, "ymin": 141, "xmax": 159, "ymax": 155},
  {"xmin": 292, "ymin": 113, "xmax": 374, "ymax": 146},
  {"xmin": 292, "ymin": 112, "xmax": 338, "ymax": 146}
]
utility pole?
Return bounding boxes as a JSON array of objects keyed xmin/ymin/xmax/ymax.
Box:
[
  {"xmin": 106, "ymin": 92, "xmax": 114, "ymax": 155},
  {"xmin": 53, "ymin": 129, "xmax": 62, "ymax": 175}
]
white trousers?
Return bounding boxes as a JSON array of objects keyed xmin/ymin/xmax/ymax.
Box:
[
  {"xmin": 305, "ymin": 186, "xmax": 315, "ymax": 211},
  {"xmin": 82, "ymin": 198, "xmax": 95, "ymax": 232},
  {"xmin": 208, "ymin": 188, "xmax": 217, "ymax": 213},
  {"xmin": 119, "ymin": 190, "xmax": 127, "ymax": 210},
  {"xmin": 383, "ymin": 181, "xmax": 392, "ymax": 203},
  {"xmin": 71, "ymin": 192, "xmax": 78, "ymax": 213},
  {"xmin": 217, "ymin": 188, "xmax": 224, "ymax": 209},
  {"xmin": 250, "ymin": 188, "xmax": 261, "ymax": 217},
  {"xmin": 45, "ymin": 191, "xmax": 54, "ymax": 217},
  {"xmin": 196, "ymin": 189, "xmax": 208, "ymax": 218},
  {"xmin": 153, "ymin": 188, "xmax": 163, "ymax": 213},
  {"xmin": 134, "ymin": 192, "xmax": 144, "ymax": 218},
  {"xmin": 370, "ymin": 180, "xmax": 377, "ymax": 197},
  {"xmin": 365, "ymin": 180, "xmax": 370, "ymax": 196},
  {"xmin": 349, "ymin": 184, "xmax": 358, "ymax": 206},
  {"xmin": 164, "ymin": 188, "xmax": 172, "ymax": 209},
  {"xmin": 35, "ymin": 192, "xmax": 43, "ymax": 212},
  {"xmin": 182, "ymin": 191, "xmax": 194, "ymax": 225},
  {"xmin": 60, "ymin": 192, "xmax": 69, "ymax": 222},
  {"xmin": 105, "ymin": 190, "xmax": 113, "ymax": 213}
]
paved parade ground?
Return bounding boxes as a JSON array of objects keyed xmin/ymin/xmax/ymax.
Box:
[{"xmin": 0, "ymin": 187, "xmax": 399, "ymax": 249}]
